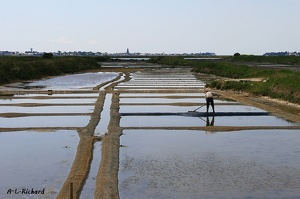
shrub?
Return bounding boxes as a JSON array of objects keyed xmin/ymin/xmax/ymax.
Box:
[{"xmin": 43, "ymin": 53, "xmax": 54, "ymax": 59}]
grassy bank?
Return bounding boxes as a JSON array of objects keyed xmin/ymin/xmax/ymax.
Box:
[
  {"xmin": 150, "ymin": 56, "xmax": 300, "ymax": 104},
  {"xmin": 231, "ymin": 55, "xmax": 300, "ymax": 65},
  {"xmin": 0, "ymin": 56, "xmax": 104, "ymax": 85}
]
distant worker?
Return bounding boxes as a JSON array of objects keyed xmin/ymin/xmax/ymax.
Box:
[{"xmin": 205, "ymin": 89, "xmax": 215, "ymax": 113}]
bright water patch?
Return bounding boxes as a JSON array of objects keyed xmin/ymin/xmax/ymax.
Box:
[
  {"xmin": 119, "ymin": 130, "xmax": 300, "ymax": 199},
  {"xmin": 215, "ymin": 115, "xmax": 298, "ymax": 127},
  {"xmin": 119, "ymin": 93, "xmax": 203, "ymax": 97},
  {"xmin": 120, "ymin": 97, "xmax": 203, "ymax": 104},
  {"xmin": 119, "ymin": 98, "xmax": 233, "ymax": 104},
  {"xmin": 116, "ymin": 85, "xmax": 204, "ymax": 89},
  {"xmin": 94, "ymin": 94, "xmax": 112, "ymax": 136},
  {"xmin": 121, "ymin": 116, "xmax": 202, "ymax": 127},
  {"xmin": 119, "ymin": 105, "xmax": 264, "ymax": 114},
  {"xmin": 0, "ymin": 98, "xmax": 97, "ymax": 104},
  {"xmin": 121, "ymin": 115, "xmax": 296, "ymax": 127},
  {"xmin": 24, "ymin": 72, "xmax": 118, "ymax": 90},
  {"xmin": 80, "ymin": 141, "xmax": 102, "ymax": 198},
  {"xmin": 0, "ymin": 116, "xmax": 90, "ymax": 128},
  {"xmin": 0, "ymin": 105, "xmax": 94, "ymax": 114},
  {"xmin": 0, "ymin": 130, "xmax": 79, "ymax": 198},
  {"xmin": 120, "ymin": 105, "xmax": 197, "ymax": 113},
  {"xmin": 13, "ymin": 93, "xmax": 99, "ymax": 98},
  {"xmin": 100, "ymin": 74, "xmax": 125, "ymax": 90}
]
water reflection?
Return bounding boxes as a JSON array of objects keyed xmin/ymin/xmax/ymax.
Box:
[
  {"xmin": 120, "ymin": 115, "xmax": 297, "ymax": 127},
  {"xmin": 206, "ymin": 116, "xmax": 215, "ymax": 126},
  {"xmin": 198, "ymin": 116, "xmax": 215, "ymax": 126}
]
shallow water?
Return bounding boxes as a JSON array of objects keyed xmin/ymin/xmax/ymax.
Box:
[
  {"xmin": 0, "ymin": 98, "xmax": 97, "ymax": 104},
  {"xmin": 0, "ymin": 116, "xmax": 90, "ymax": 128},
  {"xmin": 0, "ymin": 105, "xmax": 94, "ymax": 114},
  {"xmin": 13, "ymin": 93, "xmax": 99, "ymax": 98},
  {"xmin": 80, "ymin": 141, "xmax": 102, "ymax": 199},
  {"xmin": 119, "ymin": 93, "xmax": 203, "ymax": 97},
  {"xmin": 119, "ymin": 98, "xmax": 234, "ymax": 104},
  {"xmin": 0, "ymin": 130, "xmax": 79, "ymax": 198},
  {"xmin": 24, "ymin": 72, "xmax": 118, "ymax": 90},
  {"xmin": 94, "ymin": 93, "xmax": 112, "ymax": 136},
  {"xmin": 120, "ymin": 115, "xmax": 296, "ymax": 127},
  {"xmin": 120, "ymin": 105, "xmax": 264, "ymax": 113},
  {"xmin": 120, "ymin": 97, "xmax": 204, "ymax": 104},
  {"xmin": 117, "ymin": 69, "xmax": 206, "ymax": 91},
  {"xmin": 119, "ymin": 130, "xmax": 300, "ymax": 199}
]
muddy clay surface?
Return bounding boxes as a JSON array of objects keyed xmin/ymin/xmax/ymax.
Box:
[{"xmin": 0, "ymin": 64, "xmax": 300, "ymax": 198}]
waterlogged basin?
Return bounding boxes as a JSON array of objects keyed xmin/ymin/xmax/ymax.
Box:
[
  {"xmin": 119, "ymin": 93, "xmax": 203, "ymax": 97},
  {"xmin": 120, "ymin": 105, "xmax": 196, "ymax": 113},
  {"xmin": 80, "ymin": 141, "xmax": 102, "ymax": 198},
  {"xmin": 0, "ymin": 98, "xmax": 97, "ymax": 105},
  {"xmin": 94, "ymin": 94, "xmax": 112, "ymax": 136},
  {"xmin": 0, "ymin": 130, "xmax": 79, "ymax": 198},
  {"xmin": 13, "ymin": 93, "xmax": 99, "ymax": 98},
  {"xmin": 120, "ymin": 114, "xmax": 297, "ymax": 127},
  {"xmin": 0, "ymin": 105, "xmax": 94, "ymax": 114},
  {"xmin": 119, "ymin": 130, "xmax": 300, "ymax": 199},
  {"xmin": 0, "ymin": 116, "xmax": 90, "ymax": 128},
  {"xmin": 120, "ymin": 105, "xmax": 265, "ymax": 114},
  {"xmin": 119, "ymin": 98, "xmax": 235, "ymax": 105},
  {"xmin": 24, "ymin": 72, "xmax": 118, "ymax": 90},
  {"xmin": 120, "ymin": 97, "xmax": 206, "ymax": 104}
]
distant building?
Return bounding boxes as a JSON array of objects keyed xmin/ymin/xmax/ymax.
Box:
[
  {"xmin": 263, "ymin": 51, "xmax": 300, "ymax": 56},
  {"xmin": 126, "ymin": 48, "xmax": 130, "ymax": 54}
]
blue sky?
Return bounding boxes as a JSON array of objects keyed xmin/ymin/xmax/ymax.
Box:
[{"xmin": 1, "ymin": 0, "xmax": 299, "ymax": 55}]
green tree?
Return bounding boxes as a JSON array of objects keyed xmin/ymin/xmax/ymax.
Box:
[{"xmin": 43, "ymin": 53, "xmax": 54, "ymax": 59}]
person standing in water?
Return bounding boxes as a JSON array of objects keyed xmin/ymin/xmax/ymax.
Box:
[{"xmin": 205, "ymin": 89, "xmax": 215, "ymax": 113}]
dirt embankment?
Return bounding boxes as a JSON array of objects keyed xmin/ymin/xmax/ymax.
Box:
[{"xmin": 215, "ymin": 90, "xmax": 300, "ymax": 123}]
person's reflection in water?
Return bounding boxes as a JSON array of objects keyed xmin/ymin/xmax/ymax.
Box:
[{"xmin": 206, "ymin": 116, "xmax": 215, "ymax": 126}]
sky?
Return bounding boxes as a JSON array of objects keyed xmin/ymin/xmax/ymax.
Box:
[{"xmin": 1, "ymin": 0, "xmax": 300, "ymax": 55}]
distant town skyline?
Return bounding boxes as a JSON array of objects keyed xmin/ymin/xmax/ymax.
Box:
[
  {"xmin": 2, "ymin": 48, "xmax": 300, "ymax": 57},
  {"xmin": 1, "ymin": 0, "xmax": 300, "ymax": 55},
  {"xmin": 0, "ymin": 48, "xmax": 217, "ymax": 57}
]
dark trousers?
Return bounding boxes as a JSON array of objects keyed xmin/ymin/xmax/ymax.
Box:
[{"xmin": 206, "ymin": 97, "xmax": 215, "ymax": 113}]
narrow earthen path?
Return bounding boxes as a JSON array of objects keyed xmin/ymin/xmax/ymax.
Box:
[{"xmin": 56, "ymin": 92, "xmax": 106, "ymax": 199}]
